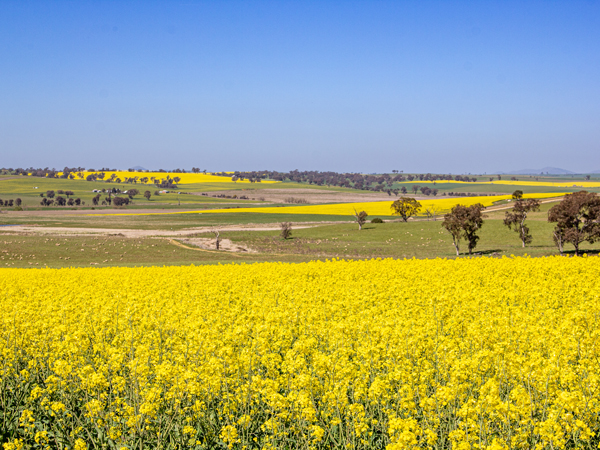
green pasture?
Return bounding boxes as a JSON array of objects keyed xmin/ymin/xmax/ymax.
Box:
[
  {"xmin": 0, "ymin": 176, "xmax": 269, "ymax": 209},
  {"xmin": 220, "ymin": 202, "xmax": 590, "ymax": 260}
]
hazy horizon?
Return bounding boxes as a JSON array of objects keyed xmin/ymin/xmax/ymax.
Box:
[{"xmin": 1, "ymin": 1, "xmax": 599, "ymax": 173}]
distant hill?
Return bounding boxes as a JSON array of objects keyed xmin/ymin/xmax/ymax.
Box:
[
  {"xmin": 501, "ymin": 167, "xmax": 576, "ymax": 175},
  {"xmin": 131, "ymin": 165, "xmax": 147, "ymax": 171}
]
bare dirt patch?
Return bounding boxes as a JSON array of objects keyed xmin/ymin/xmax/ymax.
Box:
[
  {"xmin": 194, "ymin": 188, "xmax": 414, "ymax": 204},
  {"xmin": 177, "ymin": 237, "xmax": 256, "ymax": 253},
  {"xmin": 3, "ymin": 208, "xmax": 215, "ymax": 217},
  {"xmin": 0, "ymin": 223, "xmax": 323, "ymax": 239}
]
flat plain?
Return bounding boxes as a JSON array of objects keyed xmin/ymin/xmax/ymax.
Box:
[{"xmin": 1, "ymin": 172, "xmax": 599, "ymax": 268}]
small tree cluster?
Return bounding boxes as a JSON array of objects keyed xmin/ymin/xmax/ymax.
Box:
[
  {"xmin": 113, "ymin": 197, "xmax": 130, "ymax": 207},
  {"xmin": 548, "ymin": 191, "xmax": 600, "ymax": 256},
  {"xmin": 40, "ymin": 198, "xmax": 82, "ymax": 207}
]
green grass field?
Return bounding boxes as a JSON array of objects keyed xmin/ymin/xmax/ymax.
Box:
[{"xmin": 0, "ymin": 176, "xmax": 273, "ymax": 209}]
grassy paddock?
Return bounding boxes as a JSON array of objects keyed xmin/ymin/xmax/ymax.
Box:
[{"xmin": 2, "ymin": 206, "xmax": 596, "ymax": 268}]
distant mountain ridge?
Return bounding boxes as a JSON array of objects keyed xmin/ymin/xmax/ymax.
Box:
[{"xmin": 500, "ymin": 167, "xmax": 576, "ymax": 175}]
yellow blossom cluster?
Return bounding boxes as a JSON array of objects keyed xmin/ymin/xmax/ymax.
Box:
[
  {"xmin": 52, "ymin": 171, "xmax": 279, "ymax": 185},
  {"xmin": 98, "ymin": 193, "xmax": 562, "ymax": 217},
  {"xmin": 2, "ymin": 257, "xmax": 600, "ymax": 449}
]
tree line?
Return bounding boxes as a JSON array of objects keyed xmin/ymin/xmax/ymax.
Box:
[
  {"xmin": 227, "ymin": 170, "xmax": 480, "ymax": 192},
  {"xmin": 1, "ymin": 167, "xmax": 483, "ymax": 194}
]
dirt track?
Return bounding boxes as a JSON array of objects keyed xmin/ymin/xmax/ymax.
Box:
[
  {"xmin": 193, "ymin": 188, "xmax": 429, "ymax": 204},
  {"xmin": 0, "ymin": 223, "xmax": 324, "ymax": 238}
]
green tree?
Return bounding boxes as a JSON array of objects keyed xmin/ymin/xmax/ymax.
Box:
[
  {"xmin": 504, "ymin": 198, "xmax": 541, "ymax": 247},
  {"xmin": 442, "ymin": 203, "xmax": 486, "ymax": 255},
  {"xmin": 548, "ymin": 191, "xmax": 600, "ymax": 256},
  {"xmin": 353, "ymin": 210, "xmax": 368, "ymax": 230},
  {"xmin": 390, "ymin": 197, "xmax": 422, "ymax": 222}
]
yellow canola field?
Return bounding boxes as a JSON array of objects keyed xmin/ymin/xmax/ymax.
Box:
[
  {"xmin": 399, "ymin": 179, "xmax": 600, "ymax": 188},
  {"xmin": 54, "ymin": 171, "xmax": 279, "ymax": 185},
  {"xmin": 115, "ymin": 192, "xmax": 560, "ymax": 217},
  {"xmin": 2, "ymin": 257, "xmax": 600, "ymax": 449}
]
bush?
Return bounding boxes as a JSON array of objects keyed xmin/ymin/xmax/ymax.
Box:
[
  {"xmin": 285, "ymin": 197, "xmax": 309, "ymax": 204},
  {"xmin": 371, "ymin": 218, "xmax": 384, "ymax": 223}
]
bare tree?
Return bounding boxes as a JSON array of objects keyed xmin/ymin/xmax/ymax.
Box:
[
  {"xmin": 353, "ymin": 209, "xmax": 368, "ymax": 230},
  {"xmin": 504, "ymin": 198, "xmax": 541, "ymax": 247},
  {"xmin": 280, "ymin": 222, "xmax": 292, "ymax": 239},
  {"xmin": 213, "ymin": 230, "xmax": 221, "ymax": 250},
  {"xmin": 424, "ymin": 205, "xmax": 440, "ymax": 221}
]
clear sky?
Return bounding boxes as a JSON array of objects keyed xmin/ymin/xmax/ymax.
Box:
[{"xmin": 1, "ymin": 1, "xmax": 599, "ymax": 173}]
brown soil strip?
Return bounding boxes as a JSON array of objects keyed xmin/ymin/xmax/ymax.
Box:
[
  {"xmin": 193, "ymin": 188, "xmax": 431, "ymax": 204},
  {"xmin": 0, "ymin": 223, "xmax": 325, "ymax": 238},
  {"xmin": 167, "ymin": 239, "xmax": 243, "ymax": 257}
]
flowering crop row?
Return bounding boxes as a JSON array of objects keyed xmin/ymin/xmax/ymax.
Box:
[
  {"xmin": 397, "ymin": 180, "xmax": 600, "ymax": 188},
  {"xmin": 2, "ymin": 257, "xmax": 600, "ymax": 449},
  {"xmin": 52, "ymin": 171, "xmax": 279, "ymax": 185},
  {"xmin": 123, "ymin": 192, "xmax": 561, "ymax": 217}
]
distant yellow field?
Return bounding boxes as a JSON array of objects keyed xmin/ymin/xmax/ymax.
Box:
[
  {"xmin": 53, "ymin": 171, "xmax": 279, "ymax": 184},
  {"xmin": 399, "ymin": 179, "xmax": 600, "ymax": 188},
  {"xmin": 97, "ymin": 192, "xmax": 563, "ymax": 217},
  {"xmin": 186, "ymin": 192, "xmax": 561, "ymax": 216}
]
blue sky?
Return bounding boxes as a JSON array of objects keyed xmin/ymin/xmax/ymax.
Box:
[{"xmin": 1, "ymin": 1, "xmax": 599, "ymax": 173}]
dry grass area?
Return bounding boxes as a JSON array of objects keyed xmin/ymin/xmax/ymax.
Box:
[
  {"xmin": 0, "ymin": 223, "xmax": 320, "ymax": 239},
  {"xmin": 194, "ymin": 188, "xmax": 416, "ymax": 204}
]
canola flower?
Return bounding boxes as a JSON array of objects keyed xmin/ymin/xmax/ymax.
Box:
[
  {"xmin": 396, "ymin": 179, "xmax": 600, "ymax": 189},
  {"xmin": 95, "ymin": 192, "xmax": 563, "ymax": 217},
  {"xmin": 2, "ymin": 257, "xmax": 600, "ymax": 449},
  {"xmin": 50, "ymin": 171, "xmax": 279, "ymax": 185}
]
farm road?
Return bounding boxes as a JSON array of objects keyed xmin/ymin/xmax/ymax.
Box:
[{"xmin": 0, "ymin": 223, "xmax": 322, "ymax": 238}]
